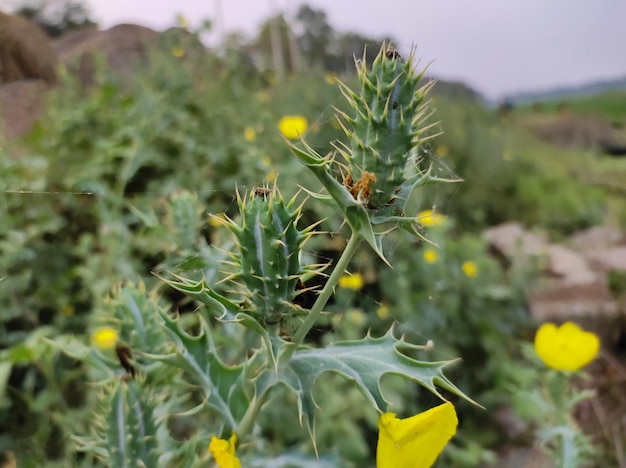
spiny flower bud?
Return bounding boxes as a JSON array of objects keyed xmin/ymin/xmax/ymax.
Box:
[
  {"xmin": 225, "ymin": 186, "xmax": 316, "ymax": 326},
  {"xmin": 335, "ymin": 43, "xmax": 435, "ymax": 210}
]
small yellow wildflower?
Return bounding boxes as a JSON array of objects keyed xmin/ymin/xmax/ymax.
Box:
[
  {"xmin": 209, "ymin": 433, "xmax": 241, "ymax": 468},
  {"xmin": 176, "ymin": 13, "xmax": 190, "ymax": 29},
  {"xmin": 338, "ymin": 273, "xmax": 364, "ymax": 291},
  {"xmin": 376, "ymin": 304, "xmax": 390, "ymax": 320},
  {"xmin": 92, "ymin": 327, "xmax": 118, "ymax": 350},
  {"xmin": 256, "ymin": 90, "xmax": 270, "ymax": 103},
  {"xmin": 534, "ymin": 322, "xmax": 600, "ymax": 371},
  {"xmin": 208, "ymin": 213, "xmax": 227, "ymax": 228},
  {"xmin": 266, "ymin": 170, "xmax": 277, "ymax": 183},
  {"xmin": 347, "ymin": 309, "xmax": 366, "ymax": 326},
  {"xmin": 243, "ymin": 127, "xmax": 256, "ymax": 142},
  {"xmin": 377, "ymin": 401, "xmax": 458, "ymax": 468},
  {"xmin": 461, "ymin": 261, "xmax": 478, "ymax": 278},
  {"xmin": 278, "ymin": 115, "xmax": 308, "ymax": 140},
  {"xmin": 416, "ymin": 209, "xmax": 445, "ymax": 227},
  {"xmin": 171, "ymin": 46, "xmax": 185, "ymax": 58},
  {"xmin": 423, "ymin": 248, "xmax": 438, "ymax": 264}
]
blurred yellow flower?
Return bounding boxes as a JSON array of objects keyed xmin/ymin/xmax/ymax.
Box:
[
  {"xmin": 171, "ymin": 46, "xmax": 185, "ymax": 58},
  {"xmin": 266, "ymin": 170, "xmax": 277, "ymax": 183},
  {"xmin": 436, "ymin": 145, "xmax": 449, "ymax": 157},
  {"xmin": 278, "ymin": 115, "xmax": 308, "ymax": 139},
  {"xmin": 208, "ymin": 213, "xmax": 227, "ymax": 228},
  {"xmin": 92, "ymin": 327, "xmax": 118, "ymax": 350},
  {"xmin": 461, "ymin": 261, "xmax": 478, "ymax": 278},
  {"xmin": 244, "ymin": 127, "xmax": 256, "ymax": 142},
  {"xmin": 376, "ymin": 304, "xmax": 390, "ymax": 320},
  {"xmin": 347, "ymin": 309, "xmax": 366, "ymax": 326},
  {"xmin": 177, "ymin": 13, "xmax": 190, "ymax": 29},
  {"xmin": 338, "ymin": 273, "xmax": 364, "ymax": 290},
  {"xmin": 416, "ymin": 209, "xmax": 445, "ymax": 227},
  {"xmin": 377, "ymin": 401, "xmax": 457, "ymax": 468},
  {"xmin": 324, "ymin": 72, "xmax": 337, "ymax": 84},
  {"xmin": 209, "ymin": 433, "xmax": 240, "ymax": 468},
  {"xmin": 423, "ymin": 248, "xmax": 438, "ymax": 264},
  {"xmin": 534, "ymin": 322, "xmax": 600, "ymax": 371}
]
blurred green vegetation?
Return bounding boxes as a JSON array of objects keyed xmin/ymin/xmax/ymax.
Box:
[{"xmin": 1, "ymin": 8, "xmax": 625, "ymax": 466}]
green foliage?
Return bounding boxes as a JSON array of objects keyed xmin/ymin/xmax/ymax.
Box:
[{"xmin": 1, "ymin": 19, "xmax": 619, "ymax": 465}]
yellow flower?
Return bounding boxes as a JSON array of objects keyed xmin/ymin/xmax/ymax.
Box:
[
  {"xmin": 171, "ymin": 46, "xmax": 185, "ymax": 58},
  {"xmin": 208, "ymin": 213, "xmax": 227, "ymax": 228},
  {"xmin": 436, "ymin": 145, "xmax": 448, "ymax": 157},
  {"xmin": 461, "ymin": 261, "xmax": 478, "ymax": 278},
  {"xmin": 376, "ymin": 304, "xmax": 390, "ymax": 320},
  {"xmin": 209, "ymin": 433, "xmax": 240, "ymax": 468},
  {"xmin": 347, "ymin": 309, "xmax": 365, "ymax": 326},
  {"xmin": 266, "ymin": 169, "xmax": 277, "ymax": 183},
  {"xmin": 176, "ymin": 13, "xmax": 190, "ymax": 29},
  {"xmin": 423, "ymin": 248, "xmax": 438, "ymax": 264},
  {"xmin": 92, "ymin": 327, "xmax": 118, "ymax": 350},
  {"xmin": 243, "ymin": 126, "xmax": 256, "ymax": 142},
  {"xmin": 377, "ymin": 401, "xmax": 458, "ymax": 468},
  {"xmin": 338, "ymin": 273, "xmax": 364, "ymax": 291},
  {"xmin": 534, "ymin": 322, "xmax": 600, "ymax": 371},
  {"xmin": 416, "ymin": 209, "xmax": 445, "ymax": 227},
  {"xmin": 278, "ymin": 115, "xmax": 308, "ymax": 139}
]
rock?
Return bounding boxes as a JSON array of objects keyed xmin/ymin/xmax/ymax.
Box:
[
  {"xmin": 0, "ymin": 79, "xmax": 48, "ymax": 138},
  {"xmin": 488, "ymin": 447, "xmax": 553, "ymax": 468},
  {"xmin": 529, "ymin": 279, "xmax": 620, "ymax": 345},
  {"xmin": 544, "ymin": 244, "xmax": 597, "ymax": 284},
  {"xmin": 0, "ymin": 11, "xmax": 58, "ymax": 84},
  {"xmin": 484, "ymin": 222, "xmax": 548, "ymax": 259},
  {"xmin": 585, "ymin": 247, "xmax": 626, "ymax": 273},
  {"xmin": 569, "ymin": 226, "xmax": 624, "ymax": 252},
  {"xmin": 53, "ymin": 23, "xmax": 160, "ymax": 87}
]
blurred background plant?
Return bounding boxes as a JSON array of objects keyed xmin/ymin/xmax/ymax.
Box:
[{"xmin": 1, "ymin": 0, "xmax": 625, "ymax": 466}]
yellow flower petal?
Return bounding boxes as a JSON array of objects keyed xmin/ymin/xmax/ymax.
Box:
[
  {"xmin": 171, "ymin": 46, "xmax": 185, "ymax": 58},
  {"xmin": 534, "ymin": 322, "xmax": 600, "ymax": 371},
  {"xmin": 209, "ymin": 433, "xmax": 241, "ymax": 468},
  {"xmin": 461, "ymin": 261, "xmax": 478, "ymax": 278},
  {"xmin": 377, "ymin": 402, "xmax": 458, "ymax": 468},
  {"xmin": 416, "ymin": 209, "xmax": 445, "ymax": 228},
  {"xmin": 92, "ymin": 327, "xmax": 118, "ymax": 350},
  {"xmin": 338, "ymin": 273, "xmax": 364, "ymax": 291},
  {"xmin": 278, "ymin": 115, "xmax": 308, "ymax": 140},
  {"xmin": 243, "ymin": 127, "xmax": 256, "ymax": 142},
  {"xmin": 423, "ymin": 249, "xmax": 438, "ymax": 264},
  {"xmin": 376, "ymin": 304, "xmax": 390, "ymax": 320}
]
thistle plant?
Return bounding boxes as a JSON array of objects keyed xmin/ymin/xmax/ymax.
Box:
[{"xmin": 58, "ymin": 43, "xmax": 474, "ymax": 467}]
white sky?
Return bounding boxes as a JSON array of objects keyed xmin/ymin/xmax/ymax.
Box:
[{"xmin": 8, "ymin": 0, "xmax": 626, "ymax": 100}]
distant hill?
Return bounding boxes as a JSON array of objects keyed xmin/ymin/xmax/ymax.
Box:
[{"xmin": 508, "ymin": 75, "xmax": 626, "ymax": 104}]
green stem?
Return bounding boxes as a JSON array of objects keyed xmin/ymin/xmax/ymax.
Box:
[
  {"xmin": 288, "ymin": 233, "xmax": 362, "ymax": 351},
  {"xmin": 237, "ymin": 233, "xmax": 361, "ymax": 440},
  {"xmin": 236, "ymin": 388, "xmax": 270, "ymax": 439}
]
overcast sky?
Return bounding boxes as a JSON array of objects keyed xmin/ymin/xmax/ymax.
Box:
[{"xmin": 21, "ymin": 0, "xmax": 626, "ymax": 100}]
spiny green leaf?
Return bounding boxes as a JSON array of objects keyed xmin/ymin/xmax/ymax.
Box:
[
  {"xmin": 153, "ymin": 309, "xmax": 250, "ymax": 431},
  {"xmin": 260, "ymin": 329, "xmax": 476, "ymax": 435}
]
